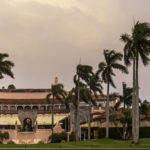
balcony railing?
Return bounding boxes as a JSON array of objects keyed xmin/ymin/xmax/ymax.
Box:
[{"xmin": 0, "ymin": 109, "xmax": 69, "ymax": 114}]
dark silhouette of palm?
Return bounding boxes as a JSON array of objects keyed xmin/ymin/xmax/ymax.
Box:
[
  {"xmin": 98, "ymin": 49, "xmax": 128, "ymax": 138},
  {"xmin": 0, "ymin": 53, "xmax": 14, "ymax": 79},
  {"xmin": 77, "ymin": 64, "xmax": 103, "ymax": 140},
  {"xmin": 114, "ymin": 82, "xmax": 132, "ymax": 110},
  {"xmin": 46, "ymin": 83, "xmax": 66, "ymax": 136},
  {"xmin": 113, "ymin": 82, "xmax": 132, "ymax": 139},
  {"xmin": 121, "ymin": 21, "xmax": 150, "ymax": 144},
  {"xmin": 66, "ymin": 73, "xmax": 94, "ymax": 141}
]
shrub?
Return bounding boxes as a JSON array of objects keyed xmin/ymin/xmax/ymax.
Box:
[
  {"xmin": 37, "ymin": 141, "xmax": 44, "ymax": 144},
  {"xmin": 61, "ymin": 140, "xmax": 66, "ymax": 143},
  {"xmin": 69, "ymin": 132, "xmax": 75, "ymax": 142},
  {"xmin": 49, "ymin": 132, "xmax": 67, "ymax": 143},
  {"xmin": 7, "ymin": 141, "xmax": 15, "ymax": 144},
  {"xmin": 0, "ymin": 131, "xmax": 9, "ymax": 143},
  {"xmin": 3, "ymin": 132, "xmax": 9, "ymax": 140}
]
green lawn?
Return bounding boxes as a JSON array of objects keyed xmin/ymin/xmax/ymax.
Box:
[{"xmin": 0, "ymin": 138, "xmax": 150, "ymax": 149}]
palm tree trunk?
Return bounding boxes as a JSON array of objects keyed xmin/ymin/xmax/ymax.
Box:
[
  {"xmin": 52, "ymin": 97, "xmax": 54, "ymax": 136},
  {"xmin": 75, "ymin": 107, "xmax": 78, "ymax": 141},
  {"xmin": 106, "ymin": 81, "xmax": 110, "ymax": 138},
  {"xmin": 76, "ymin": 75, "xmax": 80, "ymax": 141},
  {"xmin": 123, "ymin": 99, "xmax": 126, "ymax": 140},
  {"xmin": 132, "ymin": 57, "xmax": 136, "ymax": 143},
  {"xmin": 88, "ymin": 104, "xmax": 91, "ymax": 140},
  {"xmin": 135, "ymin": 55, "xmax": 139, "ymax": 144},
  {"xmin": 88, "ymin": 89, "xmax": 91, "ymax": 140}
]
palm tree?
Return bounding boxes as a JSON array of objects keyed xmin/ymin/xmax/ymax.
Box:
[
  {"xmin": 0, "ymin": 53, "xmax": 14, "ymax": 79},
  {"xmin": 65, "ymin": 85, "xmax": 79, "ymax": 141},
  {"xmin": 114, "ymin": 82, "xmax": 132, "ymax": 111},
  {"xmin": 66, "ymin": 74, "xmax": 94, "ymax": 141},
  {"xmin": 140, "ymin": 100, "xmax": 150, "ymax": 115},
  {"xmin": 121, "ymin": 21, "xmax": 150, "ymax": 144},
  {"xmin": 8, "ymin": 84, "xmax": 16, "ymax": 89},
  {"xmin": 114, "ymin": 82, "xmax": 132, "ymax": 139},
  {"xmin": 77, "ymin": 64, "xmax": 103, "ymax": 140},
  {"xmin": 98, "ymin": 49, "xmax": 128, "ymax": 138},
  {"xmin": 46, "ymin": 81, "xmax": 66, "ymax": 137}
]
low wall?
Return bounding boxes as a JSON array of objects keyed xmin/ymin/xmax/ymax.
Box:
[{"xmin": 2, "ymin": 129, "xmax": 51, "ymax": 144}]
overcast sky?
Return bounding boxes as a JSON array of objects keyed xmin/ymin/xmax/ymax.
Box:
[{"xmin": 0, "ymin": 0, "xmax": 150, "ymax": 100}]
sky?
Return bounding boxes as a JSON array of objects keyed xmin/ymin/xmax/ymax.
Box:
[{"xmin": 0, "ymin": 0, "xmax": 150, "ymax": 100}]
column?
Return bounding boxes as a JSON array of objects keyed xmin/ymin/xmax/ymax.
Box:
[{"xmin": 8, "ymin": 104, "xmax": 10, "ymax": 110}]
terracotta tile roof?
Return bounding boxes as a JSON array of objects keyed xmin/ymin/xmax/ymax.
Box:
[{"xmin": 0, "ymin": 89, "xmax": 110, "ymax": 104}]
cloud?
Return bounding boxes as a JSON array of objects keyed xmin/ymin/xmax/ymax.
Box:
[{"xmin": 0, "ymin": 0, "xmax": 150, "ymax": 100}]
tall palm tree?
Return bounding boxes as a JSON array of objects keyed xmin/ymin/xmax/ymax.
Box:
[
  {"xmin": 98, "ymin": 49, "xmax": 128, "ymax": 138},
  {"xmin": 114, "ymin": 82, "xmax": 132, "ymax": 139},
  {"xmin": 0, "ymin": 53, "xmax": 14, "ymax": 79},
  {"xmin": 66, "ymin": 74, "xmax": 94, "ymax": 141},
  {"xmin": 77, "ymin": 64, "xmax": 103, "ymax": 140},
  {"xmin": 121, "ymin": 21, "xmax": 150, "ymax": 144},
  {"xmin": 46, "ymin": 82, "xmax": 66, "ymax": 137}
]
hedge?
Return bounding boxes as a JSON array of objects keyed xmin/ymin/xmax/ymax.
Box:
[
  {"xmin": 49, "ymin": 132, "xmax": 67, "ymax": 143},
  {"xmin": 49, "ymin": 132, "xmax": 75, "ymax": 143},
  {"xmin": 98, "ymin": 127, "xmax": 123, "ymax": 139},
  {"xmin": 98, "ymin": 127, "xmax": 150, "ymax": 139},
  {"xmin": 140, "ymin": 127, "xmax": 150, "ymax": 138}
]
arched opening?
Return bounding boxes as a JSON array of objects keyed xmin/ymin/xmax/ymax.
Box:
[
  {"xmin": 40, "ymin": 106, "xmax": 46, "ymax": 111},
  {"xmin": 32, "ymin": 106, "xmax": 38, "ymax": 110},
  {"xmin": 3, "ymin": 106, "xmax": 8, "ymax": 111},
  {"xmin": 23, "ymin": 118, "xmax": 33, "ymax": 132},
  {"xmin": 10, "ymin": 106, "xmax": 16, "ymax": 111},
  {"xmin": 25, "ymin": 106, "xmax": 31, "ymax": 110},
  {"xmin": 17, "ymin": 106, "xmax": 23, "ymax": 110}
]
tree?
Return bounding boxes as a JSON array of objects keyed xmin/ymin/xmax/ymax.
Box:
[
  {"xmin": 140, "ymin": 100, "xmax": 150, "ymax": 115},
  {"xmin": 0, "ymin": 53, "xmax": 14, "ymax": 79},
  {"xmin": 46, "ymin": 82, "xmax": 66, "ymax": 137},
  {"xmin": 66, "ymin": 74, "xmax": 93, "ymax": 141},
  {"xmin": 76, "ymin": 64, "xmax": 103, "ymax": 140},
  {"xmin": 121, "ymin": 21, "xmax": 150, "ymax": 144},
  {"xmin": 114, "ymin": 82, "xmax": 133, "ymax": 139},
  {"xmin": 8, "ymin": 84, "xmax": 16, "ymax": 89},
  {"xmin": 98, "ymin": 49, "xmax": 128, "ymax": 138},
  {"xmin": 120, "ymin": 109, "xmax": 132, "ymax": 139},
  {"xmin": 0, "ymin": 131, "xmax": 9, "ymax": 143},
  {"xmin": 114, "ymin": 82, "xmax": 132, "ymax": 110}
]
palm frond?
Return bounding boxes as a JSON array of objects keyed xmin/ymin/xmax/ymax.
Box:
[
  {"xmin": 46, "ymin": 93, "xmax": 51, "ymax": 104},
  {"xmin": 109, "ymin": 52, "xmax": 123, "ymax": 64},
  {"xmin": 111, "ymin": 63, "xmax": 128, "ymax": 74},
  {"xmin": 120, "ymin": 34, "xmax": 132, "ymax": 42}
]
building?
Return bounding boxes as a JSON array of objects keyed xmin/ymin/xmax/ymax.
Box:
[
  {"xmin": 0, "ymin": 86, "xmax": 118, "ymax": 144},
  {"xmin": 0, "ymin": 89, "xmax": 69, "ymax": 144}
]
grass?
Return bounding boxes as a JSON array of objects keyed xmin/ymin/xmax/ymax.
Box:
[{"xmin": 0, "ymin": 138, "xmax": 150, "ymax": 149}]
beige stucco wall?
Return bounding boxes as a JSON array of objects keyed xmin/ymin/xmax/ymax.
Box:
[
  {"xmin": 1, "ymin": 129, "xmax": 51, "ymax": 144},
  {"xmin": 2, "ymin": 127, "xmax": 64, "ymax": 144}
]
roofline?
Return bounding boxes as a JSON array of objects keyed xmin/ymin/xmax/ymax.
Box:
[{"xmin": 0, "ymin": 89, "xmax": 51, "ymax": 93}]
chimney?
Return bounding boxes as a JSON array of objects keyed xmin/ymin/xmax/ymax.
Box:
[{"xmin": 54, "ymin": 77, "xmax": 58, "ymax": 85}]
